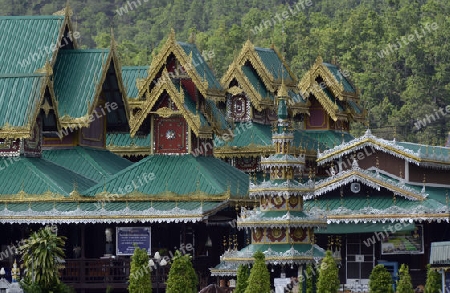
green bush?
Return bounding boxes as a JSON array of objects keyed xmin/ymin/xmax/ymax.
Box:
[
  {"xmin": 316, "ymin": 250, "xmax": 340, "ymax": 293},
  {"xmin": 369, "ymin": 264, "xmax": 393, "ymax": 293},
  {"xmin": 244, "ymin": 251, "xmax": 271, "ymax": 293},
  {"xmin": 396, "ymin": 264, "xmax": 414, "ymax": 293},
  {"xmin": 166, "ymin": 250, "xmax": 198, "ymax": 293},
  {"xmin": 425, "ymin": 264, "xmax": 441, "ymax": 293},
  {"xmin": 128, "ymin": 246, "xmax": 152, "ymax": 293},
  {"xmin": 235, "ymin": 264, "xmax": 250, "ymax": 293}
]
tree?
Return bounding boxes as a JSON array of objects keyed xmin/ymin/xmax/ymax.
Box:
[
  {"xmin": 18, "ymin": 226, "xmax": 71, "ymax": 292},
  {"xmin": 316, "ymin": 250, "xmax": 340, "ymax": 293},
  {"xmin": 305, "ymin": 264, "xmax": 318, "ymax": 293},
  {"xmin": 128, "ymin": 246, "xmax": 152, "ymax": 293},
  {"xmin": 166, "ymin": 250, "xmax": 198, "ymax": 293},
  {"xmin": 425, "ymin": 264, "xmax": 441, "ymax": 293},
  {"xmin": 245, "ymin": 251, "xmax": 271, "ymax": 293},
  {"xmin": 235, "ymin": 264, "xmax": 250, "ymax": 293},
  {"xmin": 396, "ymin": 263, "xmax": 414, "ymax": 293},
  {"xmin": 369, "ymin": 264, "xmax": 393, "ymax": 293}
]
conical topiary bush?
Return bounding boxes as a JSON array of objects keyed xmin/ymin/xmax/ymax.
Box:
[
  {"xmin": 369, "ymin": 264, "xmax": 393, "ymax": 293},
  {"xmin": 244, "ymin": 251, "xmax": 271, "ymax": 293}
]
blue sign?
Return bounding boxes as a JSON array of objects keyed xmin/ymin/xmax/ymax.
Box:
[{"xmin": 116, "ymin": 227, "xmax": 151, "ymax": 255}]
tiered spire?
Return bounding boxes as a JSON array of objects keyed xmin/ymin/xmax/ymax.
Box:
[{"xmin": 219, "ymin": 83, "xmax": 326, "ymax": 267}]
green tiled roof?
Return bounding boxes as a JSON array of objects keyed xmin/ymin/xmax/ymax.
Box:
[
  {"xmin": 181, "ymin": 86, "xmax": 209, "ymax": 127},
  {"xmin": 83, "ymin": 155, "xmax": 249, "ymax": 198},
  {"xmin": 0, "ymin": 157, "xmax": 96, "ymax": 196},
  {"xmin": 42, "ymin": 147, "xmax": 132, "ymax": 183},
  {"xmin": 219, "ymin": 122, "xmax": 272, "ymax": 147},
  {"xmin": 122, "ymin": 66, "xmax": 148, "ymax": 98},
  {"xmin": 304, "ymin": 194, "xmax": 443, "ymax": 212},
  {"xmin": 315, "ymin": 222, "xmax": 415, "ymax": 234},
  {"xmin": 177, "ymin": 41, "xmax": 222, "ymax": 90},
  {"xmin": 222, "ymin": 243, "xmax": 325, "ymax": 264},
  {"xmin": 107, "ymin": 133, "xmax": 150, "ymax": 147},
  {"xmin": 288, "ymin": 89, "xmax": 306, "ymax": 104},
  {"xmin": 396, "ymin": 142, "xmax": 450, "ymax": 158},
  {"xmin": 323, "ymin": 63, "xmax": 355, "ymax": 93},
  {"xmin": 303, "ymin": 130, "xmax": 354, "ymax": 150},
  {"xmin": 254, "ymin": 47, "xmax": 293, "ymax": 82},
  {"xmin": 322, "ymin": 87, "xmax": 344, "ymax": 111},
  {"xmin": 0, "ymin": 74, "xmax": 45, "ymax": 127},
  {"xmin": 241, "ymin": 65, "xmax": 274, "ymax": 100},
  {"xmin": 53, "ymin": 49, "xmax": 109, "ymax": 118},
  {"xmin": 0, "ymin": 16, "xmax": 64, "ymax": 74},
  {"xmin": 206, "ymin": 99, "xmax": 230, "ymax": 130}
]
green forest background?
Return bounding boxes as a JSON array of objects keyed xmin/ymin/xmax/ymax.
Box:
[{"xmin": 2, "ymin": 0, "xmax": 449, "ymax": 144}]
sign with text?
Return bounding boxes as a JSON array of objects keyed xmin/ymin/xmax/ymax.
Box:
[{"xmin": 116, "ymin": 227, "xmax": 151, "ymax": 255}]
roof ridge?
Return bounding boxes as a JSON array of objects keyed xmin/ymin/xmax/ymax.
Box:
[
  {"xmin": 58, "ymin": 49, "xmax": 110, "ymax": 53},
  {"xmin": 22, "ymin": 158, "xmax": 69, "ymax": 195},
  {"xmin": 74, "ymin": 147, "xmax": 110, "ymax": 176},
  {"xmin": 0, "ymin": 15, "xmax": 64, "ymax": 20},
  {"xmin": 0, "ymin": 74, "xmax": 46, "ymax": 78}
]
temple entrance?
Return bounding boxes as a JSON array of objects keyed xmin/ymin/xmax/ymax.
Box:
[{"xmin": 345, "ymin": 234, "xmax": 375, "ymax": 291}]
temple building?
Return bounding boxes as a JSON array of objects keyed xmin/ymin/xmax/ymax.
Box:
[{"xmin": 0, "ymin": 7, "xmax": 449, "ymax": 293}]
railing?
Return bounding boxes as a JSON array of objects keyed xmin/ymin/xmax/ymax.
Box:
[{"xmin": 61, "ymin": 258, "xmax": 168, "ymax": 291}]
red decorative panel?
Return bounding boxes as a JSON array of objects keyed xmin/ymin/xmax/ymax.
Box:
[
  {"xmin": 252, "ymin": 228, "xmax": 264, "ymax": 243},
  {"xmin": 288, "ymin": 196, "xmax": 303, "ymax": 210},
  {"xmin": 80, "ymin": 106, "xmax": 105, "ymax": 148},
  {"xmin": 24, "ymin": 117, "xmax": 42, "ymax": 157},
  {"xmin": 290, "ymin": 228, "xmax": 307, "ymax": 242},
  {"xmin": 231, "ymin": 95, "xmax": 249, "ymax": 122},
  {"xmin": 155, "ymin": 117, "xmax": 187, "ymax": 154},
  {"xmin": 266, "ymin": 228, "xmax": 287, "ymax": 242}
]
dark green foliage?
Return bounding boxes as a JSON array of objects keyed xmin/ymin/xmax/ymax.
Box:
[
  {"xmin": 244, "ymin": 251, "xmax": 270, "ymax": 293},
  {"xmin": 235, "ymin": 264, "xmax": 250, "ymax": 293},
  {"xmin": 305, "ymin": 264, "xmax": 318, "ymax": 293},
  {"xmin": 128, "ymin": 246, "xmax": 152, "ymax": 293},
  {"xmin": 425, "ymin": 264, "xmax": 441, "ymax": 293},
  {"xmin": 18, "ymin": 226, "xmax": 68, "ymax": 292},
  {"xmin": 166, "ymin": 250, "xmax": 198, "ymax": 293},
  {"xmin": 316, "ymin": 250, "xmax": 340, "ymax": 293},
  {"xmin": 396, "ymin": 264, "xmax": 414, "ymax": 293},
  {"xmin": 369, "ymin": 264, "xmax": 393, "ymax": 293},
  {"xmin": 2, "ymin": 0, "xmax": 450, "ymax": 144}
]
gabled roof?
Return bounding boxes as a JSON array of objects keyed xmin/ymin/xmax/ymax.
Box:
[
  {"xmin": 83, "ymin": 154, "xmax": 249, "ymax": 200},
  {"xmin": 221, "ymin": 40, "xmax": 307, "ymax": 112},
  {"xmin": 53, "ymin": 41, "xmax": 129, "ymax": 128},
  {"xmin": 314, "ymin": 161, "xmax": 427, "ymax": 201},
  {"xmin": 298, "ymin": 56, "xmax": 365, "ymax": 122},
  {"xmin": 0, "ymin": 72, "xmax": 61, "ymax": 139},
  {"xmin": 138, "ymin": 30, "xmax": 224, "ymax": 101},
  {"xmin": 317, "ymin": 129, "xmax": 450, "ymax": 169},
  {"xmin": 42, "ymin": 147, "xmax": 133, "ymax": 183},
  {"xmin": 122, "ymin": 66, "xmax": 148, "ymax": 99},
  {"xmin": 129, "ymin": 71, "xmax": 212, "ymax": 138},
  {"xmin": 177, "ymin": 41, "xmax": 222, "ymax": 90},
  {"xmin": 0, "ymin": 16, "xmax": 64, "ymax": 74}
]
